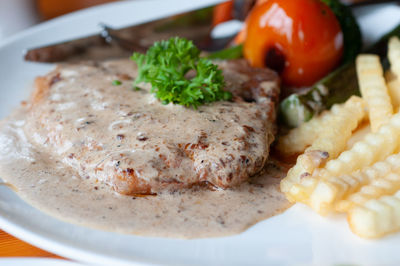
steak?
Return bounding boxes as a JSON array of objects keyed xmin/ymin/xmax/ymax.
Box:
[{"xmin": 25, "ymin": 59, "xmax": 280, "ymax": 195}]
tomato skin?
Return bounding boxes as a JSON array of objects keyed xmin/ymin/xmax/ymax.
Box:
[{"xmin": 243, "ymin": 0, "xmax": 343, "ymax": 87}]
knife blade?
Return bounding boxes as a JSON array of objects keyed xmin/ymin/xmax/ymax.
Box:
[{"xmin": 24, "ymin": 5, "xmax": 216, "ymax": 63}]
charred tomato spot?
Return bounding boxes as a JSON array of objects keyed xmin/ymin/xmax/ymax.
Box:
[{"xmin": 264, "ymin": 46, "xmax": 286, "ymax": 74}]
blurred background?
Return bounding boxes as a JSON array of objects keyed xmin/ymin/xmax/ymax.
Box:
[
  {"xmin": 0, "ymin": 0, "xmax": 119, "ymax": 42},
  {"xmin": 0, "ymin": 0, "xmax": 396, "ymax": 43}
]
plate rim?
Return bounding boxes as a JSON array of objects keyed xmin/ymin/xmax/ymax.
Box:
[{"xmin": 0, "ymin": 1, "xmax": 400, "ymax": 266}]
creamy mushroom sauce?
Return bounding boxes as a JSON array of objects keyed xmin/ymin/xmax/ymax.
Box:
[
  {"xmin": 0, "ymin": 112, "xmax": 290, "ymax": 238},
  {"xmin": 0, "ymin": 58, "xmax": 291, "ymax": 238}
]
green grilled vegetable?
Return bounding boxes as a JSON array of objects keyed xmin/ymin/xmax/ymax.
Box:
[
  {"xmin": 321, "ymin": 0, "xmax": 362, "ymax": 63},
  {"xmin": 280, "ymin": 23, "xmax": 400, "ymax": 128},
  {"xmin": 207, "ymin": 44, "xmax": 243, "ymax": 60},
  {"xmin": 131, "ymin": 37, "xmax": 231, "ymax": 109}
]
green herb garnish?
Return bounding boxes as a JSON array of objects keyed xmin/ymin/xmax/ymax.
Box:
[
  {"xmin": 131, "ymin": 37, "xmax": 231, "ymax": 108},
  {"xmin": 112, "ymin": 80, "xmax": 122, "ymax": 86}
]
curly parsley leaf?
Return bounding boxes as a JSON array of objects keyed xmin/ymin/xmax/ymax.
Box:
[{"xmin": 131, "ymin": 37, "xmax": 231, "ymax": 108}]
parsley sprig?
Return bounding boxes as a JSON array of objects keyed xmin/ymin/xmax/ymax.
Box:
[{"xmin": 131, "ymin": 37, "xmax": 232, "ymax": 108}]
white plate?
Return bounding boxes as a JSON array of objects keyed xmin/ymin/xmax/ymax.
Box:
[{"xmin": 0, "ymin": 1, "xmax": 400, "ymax": 265}]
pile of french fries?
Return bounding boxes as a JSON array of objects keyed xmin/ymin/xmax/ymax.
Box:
[{"xmin": 277, "ymin": 37, "xmax": 400, "ymax": 239}]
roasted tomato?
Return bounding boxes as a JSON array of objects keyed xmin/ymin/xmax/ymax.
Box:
[{"xmin": 243, "ymin": 0, "xmax": 344, "ymax": 87}]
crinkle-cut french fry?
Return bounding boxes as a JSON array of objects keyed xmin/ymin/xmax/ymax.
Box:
[
  {"xmin": 337, "ymin": 172, "xmax": 400, "ymax": 212},
  {"xmin": 288, "ymin": 112, "xmax": 400, "ymax": 203},
  {"xmin": 276, "ymin": 99, "xmax": 359, "ymax": 156},
  {"xmin": 276, "ymin": 115, "xmax": 326, "ymax": 157},
  {"xmin": 356, "ymin": 54, "xmax": 393, "ymax": 132},
  {"xmin": 346, "ymin": 122, "xmax": 370, "ymax": 150},
  {"xmin": 389, "ymin": 36, "xmax": 400, "ymax": 78},
  {"xmin": 324, "ymin": 113, "xmax": 400, "ymax": 175},
  {"xmin": 307, "ymin": 154, "xmax": 400, "ymax": 215},
  {"xmin": 348, "ymin": 190, "xmax": 400, "ymax": 239},
  {"xmin": 280, "ymin": 96, "xmax": 365, "ymax": 194},
  {"xmin": 282, "ymin": 151, "xmax": 328, "ymax": 202},
  {"xmin": 385, "ymin": 70, "xmax": 400, "ymax": 112}
]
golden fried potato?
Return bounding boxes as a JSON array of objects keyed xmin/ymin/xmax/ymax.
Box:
[
  {"xmin": 289, "ymin": 112, "xmax": 400, "ymax": 205},
  {"xmin": 308, "ymin": 154, "xmax": 400, "ymax": 215},
  {"xmin": 356, "ymin": 54, "xmax": 393, "ymax": 132},
  {"xmin": 282, "ymin": 151, "xmax": 328, "ymax": 202},
  {"xmin": 337, "ymin": 172, "xmax": 400, "ymax": 212},
  {"xmin": 389, "ymin": 36, "xmax": 400, "ymax": 78},
  {"xmin": 279, "ymin": 37, "xmax": 400, "ymax": 239},
  {"xmin": 276, "ymin": 112, "xmax": 327, "ymax": 157},
  {"xmin": 324, "ymin": 112, "xmax": 400, "ymax": 177},
  {"xmin": 385, "ymin": 70, "xmax": 400, "ymax": 112},
  {"xmin": 346, "ymin": 122, "xmax": 370, "ymax": 150},
  {"xmin": 348, "ymin": 190, "xmax": 400, "ymax": 238},
  {"xmin": 280, "ymin": 96, "xmax": 365, "ymax": 195}
]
